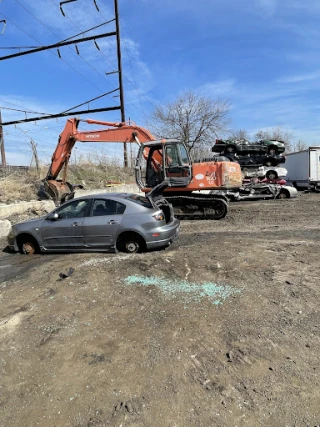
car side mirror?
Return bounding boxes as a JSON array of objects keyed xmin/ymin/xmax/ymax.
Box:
[{"xmin": 47, "ymin": 212, "xmax": 59, "ymax": 221}]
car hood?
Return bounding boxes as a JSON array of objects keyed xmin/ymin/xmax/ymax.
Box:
[{"xmin": 13, "ymin": 216, "xmax": 45, "ymax": 230}]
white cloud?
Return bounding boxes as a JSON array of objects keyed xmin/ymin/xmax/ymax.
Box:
[
  {"xmin": 276, "ymin": 71, "xmax": 320, "ymax": 84},
  {"xmin": 198, "ymin": 79, "xmax": 237, "ymax": 98}
]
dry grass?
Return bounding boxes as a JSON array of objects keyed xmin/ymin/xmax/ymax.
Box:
[
  {"xmin": 68, "ymin": 161, "xmax": 135, "ymax": 188},
  {"xmin": 0, "ymin": 159, "xmax": 135, "ymax": 204},
  {"xmin": 0, "ymin": 171, "xmax": 41, "ymax": 204}
]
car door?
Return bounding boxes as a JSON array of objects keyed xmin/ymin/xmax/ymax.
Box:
[
  {"xmin": 40, "ymin": 199, "xmax": 90, "ymax": 250},
  {"xmin": 83, "ymin": 198, "xmax": 126, "ymax": 249}
]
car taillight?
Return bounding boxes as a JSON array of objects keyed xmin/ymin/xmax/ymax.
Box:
[{"xmin": 153, "ymin": 212, "xmax": 164, "ymax": 221}]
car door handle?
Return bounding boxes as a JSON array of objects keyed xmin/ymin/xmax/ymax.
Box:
[
  {"xmin": 72, "ymin": 222, "xmax": 81, "ymax": 227},
  {"xmin": 107, "ymin": 220, "xmax": 119, "ymax": 225}
]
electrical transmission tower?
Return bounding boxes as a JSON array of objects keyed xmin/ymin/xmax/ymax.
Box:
[{"xmin": 0, "ymin": 0, "xmax": 128, "ymax": 166}]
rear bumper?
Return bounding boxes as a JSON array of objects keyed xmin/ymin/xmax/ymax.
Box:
[{"xmin": 145, "ymin": 220, "xmax": 180, "ymax": 249}]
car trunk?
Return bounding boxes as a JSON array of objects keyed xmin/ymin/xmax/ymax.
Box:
[{"xmin": 146, "ymin": 181, "xmax": 174, "ymax": 224}]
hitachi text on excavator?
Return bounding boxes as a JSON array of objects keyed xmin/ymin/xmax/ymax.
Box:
[{"xmin": 43, "ymin": 118, "xmax": 243, "ymax": 220}]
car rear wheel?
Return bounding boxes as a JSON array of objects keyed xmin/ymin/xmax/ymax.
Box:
[
  {"xmin": 116, "ymin": 233, "xmax": 146, "ymax": 253},
  {"xmin": 125, "ymin": 241, "xmax": 141, "ymax": 253}
]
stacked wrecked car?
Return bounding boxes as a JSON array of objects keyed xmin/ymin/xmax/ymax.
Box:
[{"xmin": 210, "ymin": 138, "xmax": 298, "ymax": 201}]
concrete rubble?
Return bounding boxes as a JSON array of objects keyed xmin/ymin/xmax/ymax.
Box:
[{"xmin": 0, "ymin": 220, "xmax": 11, "ymax": 238}]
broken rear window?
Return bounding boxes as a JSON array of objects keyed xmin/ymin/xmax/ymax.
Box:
[{"xmin": 126, "ymin": 195, "xmax": 153, "ymax": 208}]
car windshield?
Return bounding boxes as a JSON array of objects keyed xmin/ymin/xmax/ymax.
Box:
[{"xmin": 125, "ymin": 194, "xmax": 153, "ymax": 208}]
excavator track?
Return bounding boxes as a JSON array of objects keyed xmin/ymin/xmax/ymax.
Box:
[{"xmin": 164, "ymin": 193, "xmax": 229, "ymax": 220}]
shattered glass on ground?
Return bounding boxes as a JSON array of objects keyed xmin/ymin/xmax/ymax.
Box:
[{"xmin": 123, "ymin": 275, "xmax": 240, "ymax": 305}]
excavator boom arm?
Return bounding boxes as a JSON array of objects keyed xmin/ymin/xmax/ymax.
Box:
[{"xmin": 46, "ymin": 118, "xmax": 156, "ymax": 180}]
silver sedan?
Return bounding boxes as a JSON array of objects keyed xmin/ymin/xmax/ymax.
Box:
[{"xmin": 8, "ymin": 192, "xmax": 180, "ymax": 254}]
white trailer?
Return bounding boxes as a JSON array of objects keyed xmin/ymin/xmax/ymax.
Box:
[{"xmin": 285, "ymin": 147, "xmax": 320, "ymax": 191}]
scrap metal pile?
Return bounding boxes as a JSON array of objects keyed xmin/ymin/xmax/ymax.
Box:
[{"xmin": 209, "ymin": 138, "xmax": 298, "ymax": 201}]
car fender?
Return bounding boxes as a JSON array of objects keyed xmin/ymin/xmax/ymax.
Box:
[
  {"xmin": 114, "ymin": 226, "xmax": 146, "ymax": 242},
  {"xmin": 281, "ymin": 185, "xmax": 298, "ymax": 198}
]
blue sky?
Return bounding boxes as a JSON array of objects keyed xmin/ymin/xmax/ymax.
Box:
[{"xmin": 1, "ymin": 0, "xmax": 320, "ymax": 165}]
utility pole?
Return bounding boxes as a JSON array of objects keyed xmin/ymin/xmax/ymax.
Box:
[
  {"xmin": 114, "ymin": 0, "xmax": 127, "ymax": 167},
  {"xmin": 0, "ymin": 109, "xmax": 7, "ymax": 166},
  {"xmin": 29, "ymin": 139, "xmax": 40, "ymax": 177}
]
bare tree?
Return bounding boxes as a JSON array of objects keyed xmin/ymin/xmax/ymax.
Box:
[
  {"xmin": 291, "ymin": 140, "xmax": 308, "ymax": 152},
  {"xmin": 254, "ymin": 127, "xmax": 293, "ymax": 152},
  {"xmin": 149, "ymin": 91, "xmax": 231, "ymax": 154},
  {"xmin": 227, "ymin": 129, "xmax": 250, "ymax": 141}
]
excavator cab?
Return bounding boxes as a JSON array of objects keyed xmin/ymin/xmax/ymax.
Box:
[{"xmin": 135, "ymin": 140, "xmax": 192, "ymax": 190}]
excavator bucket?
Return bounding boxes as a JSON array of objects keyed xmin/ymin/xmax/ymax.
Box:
[{"xmin": 43, "ymin": 180, "xmax": 75, "ymax": 205}]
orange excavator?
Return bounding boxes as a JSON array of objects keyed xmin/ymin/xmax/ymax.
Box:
[{"xmin": 43, "ymin": 118, "xmax": 243, "ymax": 219}]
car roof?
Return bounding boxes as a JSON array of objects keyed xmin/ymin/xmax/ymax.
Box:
[{"xmin": 73, "ymin": 192, "xmax": 144, "ymax": 200}]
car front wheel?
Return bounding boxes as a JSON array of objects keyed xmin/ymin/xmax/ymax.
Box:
[
  {"xmin": 277, "ymin": 190, "xmax": 290, "ymax": 199},
  {"xmin": 18, "ymin": 236, "xmax": 39, "ymax": 254}
]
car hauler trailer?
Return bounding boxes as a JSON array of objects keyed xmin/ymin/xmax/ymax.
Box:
[{"xmin": 285, "ymin": 147, "xmax": 320, "ymax": 191}]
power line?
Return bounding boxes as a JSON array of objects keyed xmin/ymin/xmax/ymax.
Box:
[
  {"xmin": 0, "ymin": 30, "xmax": 116, "ymax": 61},
  {"xmin": 15, "ymin": 0, "xmax": 62, "ymax": 38},
  {"xmin": 0, "ymin": 10, "xmax": 113, "ymax": 93},
  {"xmin": 45, "ymin": 0, "xmax": 153, "ymax": 126},
  {"xmin": 47, "ymin": 0, "xmax": 120, "ymax": 79},
  {"xmin": 0, "ymin": 90, "xmax": 121, "ymax": 126},
  {"xmin": 1, "ymin": 105, "xmax": 121, "ymax": 126},
  {"xmin": 0, "ymin": 106, "xmax": 50, "ymax": 115},
  {"xmin": 13, "ymin": 0, "xmax": 120, "ymax": 87},
  {"xmin": 47, "ymin": 0, "xmax": 90, "ymax": 36},
  {"xmin": 0, "ymin": 46, "xmax": 39, "ymax": 50},
  {"xmin": 61, "ymin": 18, "xmax": 116, "ymax": 42},
  {"xmin": 45, "ymin": 0, "xmax": 146, "ymax": 122},
  {"xmin": 1, "ymin": 1, "xmax": 134, "ymax": 166},
  {"xmin": 61, "ymin": 88, "xmax": 119, "ymax": 113},
  {"xmin": 45, "ymin": 1, "xmax": 125, "ymax": 112},
  {"xmin": 0, "ymin": 17, "xmax": 115, "ymax": 50},
  {"xmin": 0, "ymin": 11, "xmax": 44, "ymax": 47}
]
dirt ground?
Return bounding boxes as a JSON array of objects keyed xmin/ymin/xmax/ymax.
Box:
[{"xmin": 0, "ymin": 193, "xmax": 319, "ymax": 427}]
